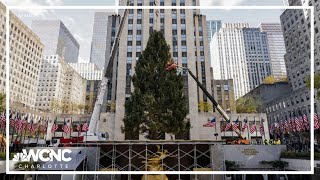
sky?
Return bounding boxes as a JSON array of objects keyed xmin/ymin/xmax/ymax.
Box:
[{"xmin": 2, "ymin": 0, "xmax": 285, "ymax": 63}]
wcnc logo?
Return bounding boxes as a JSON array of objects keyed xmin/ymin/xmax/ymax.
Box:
[{"xmin": 12, "ymin": 148, "xmax": 72, "ymax": 170}]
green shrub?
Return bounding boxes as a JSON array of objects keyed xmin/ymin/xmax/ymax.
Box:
[
  {"xmin": 260, "ymin": 160, "xmax": 288, "ymax": 171},
  {"xmin": 225, "ymin": 160, "xmax": 240, "ymax": 171},
  {"xmin": 280, "ymin": 151, "xmax": 311, "ymax": 159}
]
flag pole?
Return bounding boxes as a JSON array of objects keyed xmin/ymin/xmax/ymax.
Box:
[
  {"xmin": 10, "ymin": 111, "xmax": 17, "ymax": 147},
  {"xmin": 36, "ymin": 118, "xmax": 41, "ymax": 145},
  {"xmin": 70, "ymin": 117, "xmax": 72, "ymax": 138},
  {"xmin": 22, "ymin": 118, "xmax": 28, "ymax": 145},
  {"xmin": 78, "ymin": 117, "xmax": 80, "ymax": 144},
  {"xmin": 246, "ymin": 117, "xmax": 249, "ymax": 141},
  {"xmin": 255, "ymin": 116, "xmax": 257, "ymax": 142},
  {"xmin": 231, "ymin": 116, "xmax": 233, "ymax": 139},
  {"xmin": 214, "ymin": 117, "xmax": 217, "ymax": 140}
]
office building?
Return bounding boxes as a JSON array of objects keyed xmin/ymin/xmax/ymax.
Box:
[
  {"xmin": 36, "ymin": 55, "xmax": 86, "ymax": 114},
  {"xmin": 0, "ymin": 2, "xmax": 44, "ymax": 108},
  {"xmin": 69, "ymin": 62, "xmax": 102, "ymax": 113},
  {"xmin": 90, "ymin": 12, "xmax": 113, "ymax": 70},
  {"xmin": 105, "ymin": 0, "xmax": 212, "ymax": 140},
  {"xmin": 242, "ymin": 82, "xmax": 292, "ymax": 113},
  {"xmin": 211, "ymin": 23, "xmax": 271, "ymax": 99},
  {"xmin": 210, "ymin": 67, "xmax": 236, "ymax": 113},
  {"xmin": 63, "ymin": 65, "xmax": 86, "ymax": 114},
  {"xmin": 259, "ymin": 23, "xmax": 287, "ymax": 79},
  {"xmin": 31, "ymin": 20, "xmax": 80, "ymax": 63},
  {"xmin": 68, "ymin": 63, "xmax": 102, "ymax": 80},
  {"xmin": 206, "ymin": 20, "xmax": 222, "ymax": 46},
  {"xmin": 265, "ymin": 0, "xmax": 320, "ymax": 125}
]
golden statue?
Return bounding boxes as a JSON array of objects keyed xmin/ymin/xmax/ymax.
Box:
[{"xmin": 141, "ymin": 145, "xmax": 169, "ymax": 180}]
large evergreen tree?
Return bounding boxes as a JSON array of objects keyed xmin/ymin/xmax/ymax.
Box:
[{"xmin": 122, "ymin": 31, "xmax": 189, "ymax": 140}]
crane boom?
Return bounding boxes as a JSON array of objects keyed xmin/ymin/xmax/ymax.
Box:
[
  {"xmin": 88, "ymin": 1, "xmax": 130, "ymax": 134},
  {"xmin": 184, "ymin": 68, "xmax": 246, "ymax": 139}
]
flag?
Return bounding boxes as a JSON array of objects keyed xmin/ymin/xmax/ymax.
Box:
[
  {"xmin": 250, "ymin": 121, "xmax": 257, "ymax": 134},
  {"xmin": 241, "ymin": 119, "xmax": 248, "ymax": 132},
  {"xmin": 285, "ymin": 118, "xmax": 289, "ymax": 132},
  {"xmin": 15, "ymin": 114, "xmax": 23, "ymax": 132},
  {"xmin": 203, "ymin": 118, "xmax": 216, "ymax": 127},
  {"xmin": 315, "ymin": 113, "xmax": 320, "ymax": 130},
  {"xmin": 0, "ymin": 114, "xmax": 5, "ymax": 128},
  {"xmin": 224, "ymin": 122, "xmax": 232, "ymax": 131},
  {"xmin": 82, "ymin": 121, "xmax": 89, "ymax": 132},
  {"xmin": 291, "ymin": 117, "xmax": 296, "ymax": 132},
  {"xmin": 21, "ymin": 115, "xmax": 28, "ymax": 130},
  {"xmin": 232, "ymin": 118, "xmax": 239, "ymax": 132},
  {"xmin": 280, "ymin": 121, "xmax": 285, "ymax": 133},
  {"xmin": 274, "ymin": 122, "xmax": 281, "ymax": 135},
  {"xmin": 62, "ymin": 119, "xmax": 70, "ymax": 134},
  {"xmin": 51, "ymin": 118, "xmax": 59, "ymax": 133},
  {"xmin": 76, "ymin": 122, "xmax": 81, "ymax": 132},
  {"xmin": 303, "ymin": 114, "xmax": 309, "ymax": 130},
  {"xmin": 295, "ymin": 116, "xmax": 302, "ymax": 132},
  {"xmin": 260, "ymin": 122, "xmax": 265, "ymax": 136},
  {"xmin": 27, "ymin": 120, "xmax": 35, "ymax": 134},
  {"xmin": 41, "ymin": 119, "xmax": 48, "ymax": 133},
  {"xmin": 269, "ymin": 124, "xmax": 273, "ymax": 135},
  {"xmin": 10, "ymin": 117, "xmax": 15, "ymax": 127}
]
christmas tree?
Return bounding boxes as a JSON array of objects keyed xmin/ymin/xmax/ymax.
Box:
[{"xmin": 122, "ymin": 31, "xmax": 189, "ymax": 140}]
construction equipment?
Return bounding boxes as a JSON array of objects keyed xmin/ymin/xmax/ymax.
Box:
[
  {"xmin": 87, "ymin": 1, "xmax": 130, "ymax": 141},
  {"xmin": 165, "ymin": 63, "xmax": 248, "ymax": 142}
]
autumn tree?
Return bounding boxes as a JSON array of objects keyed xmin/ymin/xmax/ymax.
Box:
[{"xmin": 236, "ymin": 96, "xmax": 262, "ymax": 113}]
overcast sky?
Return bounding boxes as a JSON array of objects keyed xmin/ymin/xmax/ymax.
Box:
[{"xmin": 3, "ymin": 0, "xmax": 284, "ymax": 63}]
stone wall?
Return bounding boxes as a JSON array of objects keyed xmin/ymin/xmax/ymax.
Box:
[{"xmin": 224, "ymin": 145, "xmax": 287, "ymax": 170}]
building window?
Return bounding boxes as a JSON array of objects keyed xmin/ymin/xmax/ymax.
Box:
[{"xmin": 172, "ymin": 19, "xmax": 177, "ymax": 24}]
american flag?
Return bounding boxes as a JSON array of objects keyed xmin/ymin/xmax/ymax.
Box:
[
  {"xmin": 269, "ymin": 124, "xmax": 273, "ymax": 135},
  {"xmin": 224, "ymin": 122, "xmax": 232, "ymax": 131},
  {"xmin": 62, "ymin": 119, "xmax": 70, "ymax": 134},
  {"xmin": 28, "ymin": 120, "xmax": 35, "ymax": 133},
  {"xmin": 0, "ymin": 114, "xmax": 5, "ymax": 128},
  {"xmin": 274, "ymin": 123, "xmax": 281, "ymax": 136},
  {"xmin": 232, "ymin": 119, "xmax": 239, "ymax": 132},
  {"xmin": 15, "ymin": 115, "xmax": 23, "ymax": 132},
  {"xmin": 76, "ymin": 122, "xmax": 81, "ymax": 132},
  {"xmin": 41, "ymin": 119, "xmax": 48, "ymax": 133},
  {"xmin": 82, "ymin": 122, "xmax": 89, "ymax": 132},
  {"xmin": 315, "ymin": 113, "xmax": 320, "ymax": 130},
  {"xmin": 303, "ymin": 114, "xmax": 309, "ymax": 130},
  {"xmin": 203, "ymin": 117, "xmax": 216, "ymax": 127},
  {"xmin": 285, "ymin": 118, "xmax": 289, "ymax": 132},
  {"xmin": 10, "ymin": 113, "xmax": 19, "ymax": 128},
  {"xmin": 295, "ymin": 116, "xmax": 302, "ymax": 132},
  {"xmin": 9, "ymin": 117, "xmax": 15, "ymax": 127},
  {"xmin": 291, "ymin": 117, "xmax": 296, "ymax": 132},
  {"xmin": 281, "ymin": 121, "xmax": 285, "ymax": 133},
  {"xmin": 51, "ymin": 119, "xmax": 59, "ymax": 133},
  {"xmin": 250, "ymin": 122, "xmax": 257, "ymax": 134},
  {"xmin": 260, "ymin": 122, "xmax": 265, "ymax": 136},
  {"xmin": 241, "ymin": 120, "xmax": 248, "ymax": 132}
]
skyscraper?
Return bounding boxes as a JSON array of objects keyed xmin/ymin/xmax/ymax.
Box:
[
  {"xmin": 259, "ymin": 23, "xmax": 287, "ymax": 79},
  {"xmin": 211, "ymin": 23, "xmax": 271, "ymax": 99},
  {"xmin": 0, "ymin": 2, "xmax": 44, "ymax": 108},
  {"xmin": 264, "ymin": 0, "xmax": 319, "ymax": 126},
  {"xmin": 105, "ymin": 0, "xmax": 212, "ymax": 140},
  {"xmin": 90, "ymin": 12, "xmax": 110, "ymax": 70},
  {"xmin": 243, "ymin": 27, "xmax": 272, "ymax": 90},
  {"xmin": 31, "ymin": 20, "xmax": 80, "ymax": 63},
  {"xmin": 206, "ymin": 20, "xmax": 222, "ymax": 45}
]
